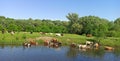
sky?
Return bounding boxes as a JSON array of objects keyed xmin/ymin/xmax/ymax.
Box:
[{"xmin": 0, "ymin": 0, "xmax": 120, "ymax": 21}]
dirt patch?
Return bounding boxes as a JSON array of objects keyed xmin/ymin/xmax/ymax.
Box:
[{"xmin": 35, "ymin": 36, "xmax": 53, "ymax": 41}]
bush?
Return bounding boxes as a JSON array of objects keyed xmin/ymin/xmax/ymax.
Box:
[{"xmin": 106, "ymin": 31, "xmax": 116, "ymax": 37}]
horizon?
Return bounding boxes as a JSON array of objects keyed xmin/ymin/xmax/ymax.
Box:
[{"xmin": 0, "ymin": 0, "xmax": 120, "ymax": 21}]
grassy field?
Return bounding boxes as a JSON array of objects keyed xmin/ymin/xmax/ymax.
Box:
[
  {"xmin": 0, "ymin": 32, "xmax": 41, "ymax": 45},
  {"xmin": 0, "ymin": 32, "xmax": 120, "ymax": 47},
  {"xmin": 55, "ymin": 34, "xmax": 120, "ymax": 47}
]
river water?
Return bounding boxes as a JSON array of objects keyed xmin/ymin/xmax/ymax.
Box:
[{"xmin": 0, "ymin": 45, "xmax": 120, "ymax": 61}]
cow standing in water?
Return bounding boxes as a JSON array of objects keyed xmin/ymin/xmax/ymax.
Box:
[
  {"xmin": 23, "ymin": 42, "xmax": 31, "ymax": 48},
  {"xmin": 86, "ymin": 41, "xmax": 93, "ymax": 46},
  {"xmin": 79, "ymin": 44, "xmax": 85, "ymax": 49},
  {"xmin": 104, "ymin": 46, "xmax": 114, "ymax": 51},
  {"xmin": 50, "ymin": 38, "xmax": 62, "ymax": 47},
  {"xmin": 29, "ymin": 40, "xmax": 38, "ymax": 45},
  {"xmin": 94, "ymin": 43, "xmax": 99, "ymax": 48},
  {"xmin": 70, "ymin": 43, "xmax": 77, "ymax": 48},
  {"xmin": 44, "ymin": 40, "xmax": 49, "ymax": 46},
  {"xmin": 23, "ymin": 39, "xmax": 38, "ymax": 48},
  {"xmin": 44, "ymin": 38, "xmax": 62, "ymax": 48}
]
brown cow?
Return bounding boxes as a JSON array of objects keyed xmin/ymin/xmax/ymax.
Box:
[
  {"xmin": 30, "ymin": 40, "xmax": 38, "ymax": 45},
  {"xmin": 94, "ymin": 43, "xmax": 99, "ymax": 48},
  {"xmin": 105, "ymin": 46, "xmax": 114, "ymax": 50},
  {"xmin": 44, "ymin": 38, "xmax": 61, "ymax": 48},
  {"xmin": 86, "ymin": 34, "xmax": 92, "ymax": 37},
  {"xmin": 51, "ymin": 38, "xmax": 58, "ymax": 43},
  {"xmin": 44, "ymin": 40, "xmax": 50, "ymax": 46},
  {"xmin": 49, "ymin": 38, "xmax": 61, "ymax": 48},
  {"xmin": 70, "ymin": 43, "xmax": 77, "ymax": 48}
]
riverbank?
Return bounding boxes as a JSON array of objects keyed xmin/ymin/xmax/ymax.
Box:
[
  {"xmin": 0, "ymin": 32, "xmax": 120, "ymax": 47},
  {"xmin": 55, "ymin": 34, "xmax": 120, "ymax": 47}
]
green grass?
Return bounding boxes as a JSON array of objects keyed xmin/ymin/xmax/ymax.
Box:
[
  {"xmin": 55, "ymin": 34, "xmax": 87, "ymax": 45},
  {"xmin": 0, "ymin": 32, "xmax": 120, "ymax": 47},
  {"xmin": 0, "ymin": 32, "xmax": 41, "ymax": 45},
  {"xmin": 99, "ymin": 37, "xmax": 120, "ymax": 47},
  {"xmin": 53, "ymin": 34, "xmax": 120, "ymax": 47}
]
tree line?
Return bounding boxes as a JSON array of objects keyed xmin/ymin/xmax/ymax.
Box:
[
  {"xmin": 0, "ymin": 16, "xmax": 68, "ymax": 33},
  {"xmin": 0, "ymin": 13, "xmax": 120, "ymax": 37}
]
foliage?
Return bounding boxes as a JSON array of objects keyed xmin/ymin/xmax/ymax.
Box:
[
  {"xmin": 66, "ymin": 13, "xmax": 83, "ymax": 34},
  {"xmin": 0, "ymin": 16, "xmax": 68, "ymax": 33},
  {"xmin": 0, "ymin": 13, "xmax": 120, "ymax": 37}
]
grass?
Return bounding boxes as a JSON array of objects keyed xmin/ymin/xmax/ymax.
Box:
[
  {"xmin": 0, "ymin": 32, "xmax": 120, "ymax": 47},
  {"xmin": 99, "ymin": 37, "xmax": 120, "ymax": 47},
  {"xmin": 55, "ymin": 34, "xmax": 87, "ymax": 45},
  {"xmin": 0, "ymin": 32, "xmax": 41, "ymax": 45}
]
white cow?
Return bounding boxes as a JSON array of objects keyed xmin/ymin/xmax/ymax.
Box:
[
  {"xmin": 11, "ymin": 31, "xmax": 15, "ymax": 35},
  {"xmin": 78, "ymin": 44, "xmax": 87, "ymax": 49},
  {"xmin": 86, "ymin": 41, "xmax": 93, "ymax": 46},
  {"xmin": 56, "ymin": 33, "xmax": 61, "ymax": 36}
]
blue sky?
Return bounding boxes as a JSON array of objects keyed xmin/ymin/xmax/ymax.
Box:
[{"xmin": 0, "ymin": 0, "xmax": 119, "ymax": 21}]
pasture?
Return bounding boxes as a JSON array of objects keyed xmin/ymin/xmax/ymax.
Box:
[{"xmin": 0, "ymin": 31, "xmax": 120, "ymax": 47}]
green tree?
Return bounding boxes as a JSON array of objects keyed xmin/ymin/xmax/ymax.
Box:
[
  {"xmin": 7, "ymin": 24, "xmax": 18, "ymax": 31},
  {"xmin": 79, "ymin": 16, "xmax": 109, "ymax": 36},
  {"xmin": 66, "ymin": 13, "xmax": 82, "ymax": 34},
  {"xmin": 66, "ymin": 13, "xmax": 79, "ymax": 24},
  {"xmin": 114, "ymin": 18, "xmax": 120, "ymax": 25},
  {"xmin": 114, "ymin": 18, "xmax": 120, "ymax": 31},
  {"xmin": 0, "ymin": 24, "xmax": 3, "ymax": 30}
]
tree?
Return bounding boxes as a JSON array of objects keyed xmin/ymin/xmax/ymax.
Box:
[
  {"xmin": 114, "ymin": 18, "xmax": 120, "ymax": 25},
  {"xmin": 0, "ymin": 16, "xmax": 6, "ymax": 21},
  {"xmin": 7, "ymin": 24, "xmax": 18, "ymax": 31},
  {"xmin": 0, "ymin": 24, "xmax": 3, "ymax": 30},
  {"xmin": 66, "ymin": 13, "xmax": 82, "ymax": 34},
  {"xmin": 66, "ymin": 13, "xmax": 79, "ymax": 24},
  {"xmin": 71, "ymin": 23, "xmax": 83, "ymax": 34},
  {"xmin": 113, "ymin": 18, "xmax": 120, "ymax": 31},
  {"xmin": 79, "ymin": 16, "xmax": 109, "ymax": 36}
]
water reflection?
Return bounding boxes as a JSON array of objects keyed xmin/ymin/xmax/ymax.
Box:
[
  {"xmin": 66, "ymin": 47, "xmax": 120, "ymax": 61},
  {"xmin": 79, "ymin": 48, "xmax": 105, "ymax": 57},
  {"xmin": 67, "ymin": 47, "xmax": 78, "ymax": 58},
  {"xmin": 0, "ymin": 45, "xmax": 120, "ymax": 61},
  {"xmin": 113, "ymin": 48, "xmax": 120, "ymax": 56}
]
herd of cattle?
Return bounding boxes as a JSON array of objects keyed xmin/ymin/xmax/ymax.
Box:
[
  {"xmin": 1, "ymin": 31, "xmax": 115, "ymax": 51},
  {"xmin": 23, "ymin": 38, "xmax": 62, "ymax": 48},
  {"xmin": 23, "ymin": 38, "xmax": 114, "ymax": 51},
  {"xmin": 1, "ymin": 30, "xmax": 115, "ymax": 51},
  {"xmin": 70, "ymin": 41, "xmax": 114, "ymax": 51}
]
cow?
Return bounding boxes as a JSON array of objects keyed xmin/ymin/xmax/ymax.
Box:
[
  {"xmin": 70, "ymin": 43, "xmax": 77, "ymax": 48},
  {"xmin": 23, "ymin": 42, "xmax": 31, "ymax": 48},
  {"xmin": 49, "ymin": 38, "xmax": 62, "ymax": 48},
  {"xmin": 10, "ymin": 31, "xmax": 15, "ymax": 35},
  {"xmin": 78, "ymin": 44, "xmax": 87, "ymax": 49},
  {"xmin": 56, "ymin": 33, "xmax": 64, "ymax": 36},
  {"xmin": 104, "ymin": 46, "xmax": 114, "ymax": 50},
  {"xmin": 86, "ymin": 34, "xmax": 92, "ymax": 37},
  {"xmin": 86, "ymin": 41, "xmax": 93, "ymax": 46},
  {"xmin": 44, "ymin": 38, "xmax": 62, "ymax": 48},
  {"xmin": 94, "ymin": 43, "xmax": 99, "ymax": 48},
  {"xmin": 51, "ymin": 38, "xmax": 58, "ymax": 43},
  {"xmin": 29, "ymin": 40, "xmax": 38, "ymax": 45},
  {"xmin": 44, "ymin": 40, "xmax": 50, "ymax": 46}
]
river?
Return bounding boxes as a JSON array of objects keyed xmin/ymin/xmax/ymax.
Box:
[{"xmin": 0, "ymin": 45, "xmax": 120, "ymax": 61}]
